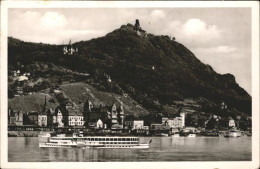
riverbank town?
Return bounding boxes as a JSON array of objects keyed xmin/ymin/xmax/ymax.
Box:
[{"xmin": 8, "ymin": 95, "xmax": 251, "ymax": 137}]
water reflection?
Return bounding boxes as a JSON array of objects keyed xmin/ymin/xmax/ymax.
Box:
[
  {"xmin": 8, "ymin": 136, "xmax": 251, "ymax": 162},
  {"xmin": 172, "ymin": 137, "xmax": 185, "ymax": 146}
]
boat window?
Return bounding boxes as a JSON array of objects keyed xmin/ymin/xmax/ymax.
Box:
[
  {"xmin": 118, "ymin": 138, "xmax": 121, "ymax": 141},
  {"xmin": 122, "ymin": 138, "xmax": 125, "ymax": 141},
  {"xmin": 98, "ymin": 138, "xmax": 101, "ymax": 141},
  {"xmin": 126, "ymin": 138, "xmax": 130, "ymax": 141},
  {"xmin": 91, "ymin": 138, "xmax": 94, "ymax": 141},
  {"xmin": 102, "ymin": 138, "xmax": 105, "ymax": 141},
  {"xmin": 106, "ymin": 138, "xmax": 109, "ymax": 141},
  {"xmin": 114, "ymin": 138, "xmax": 118, "ymax": 141},
  {"xmin": 94, "ymin": 138, "xmax": 98, "ymax": 141}
]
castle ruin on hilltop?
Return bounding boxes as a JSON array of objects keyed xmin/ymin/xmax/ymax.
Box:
[
  {"xmin": 63, "ymin": 39, "xmax": 78, "ymax": 55},
  {"xmin": 134, "ymin": 19, "xmax": 147, "ymax": 37}
]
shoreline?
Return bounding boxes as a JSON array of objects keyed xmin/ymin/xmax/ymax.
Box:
[
  {"xmin": 8, "ymin": 131, "xmax": 251, "ymax": 137},
  {"xmin": 8, "ymin": 131, "xmax": 53, "ymax": 137}
]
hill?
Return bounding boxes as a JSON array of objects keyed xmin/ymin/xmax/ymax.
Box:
[
  {"xmin": 60, "ymin": 82, "xmax": 149, "ymax": 117},
  {"xmin": 8, "ymin": 93, "xmax": 59, "ymax": 113},
  {"xmin": 8, "ymin": 23, "xmax": 251, "ymax": 117}
]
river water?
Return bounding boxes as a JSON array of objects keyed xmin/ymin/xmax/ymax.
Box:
[{"xmin": 8, "ymin": 136, "xmax": 251, "ymax": 162}]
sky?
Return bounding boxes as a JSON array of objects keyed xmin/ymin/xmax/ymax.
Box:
[{"xmin": 8, "ymin": 8, "xmax": 251, "ymax": 95}]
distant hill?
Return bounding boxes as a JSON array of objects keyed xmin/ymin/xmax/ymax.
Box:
[
  {"xmin": 8, "ymin": 23, "xmax": 251, "ymax": 117},
  {"xmin": 8, "ymin": 93, "xmax": 59, "ymax": 113}
]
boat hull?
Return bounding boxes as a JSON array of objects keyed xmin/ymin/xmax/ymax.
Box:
[
  {"xmin": 39, "ymin": 143, "xmax": 149, "ymax": 149},
  {"xmin": 39, "ymin": 136, "xmax": 150, "ymax": 149}
]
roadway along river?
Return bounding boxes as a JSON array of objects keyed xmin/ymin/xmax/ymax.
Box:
[{"xmin": 8, "ymin": 136, "xmax": 251, "ymax": 162}]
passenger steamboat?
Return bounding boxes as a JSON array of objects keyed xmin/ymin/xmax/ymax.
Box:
[{"xmin": 39, "ymin": 134, "xmax": 151, "ymax": 149}]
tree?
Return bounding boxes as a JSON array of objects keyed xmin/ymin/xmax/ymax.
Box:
[
  {"xmin": 185, "ymin": 114, "xmax": 194, "ymax": 127},
  {"xmin": 206, "ymin": 117, "xmax": 217, "ymax": 130}
]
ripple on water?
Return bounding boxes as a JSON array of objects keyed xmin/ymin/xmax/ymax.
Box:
[{"xmin": 8, "ymin": 136, "xmax": 252, "ymax": 162}]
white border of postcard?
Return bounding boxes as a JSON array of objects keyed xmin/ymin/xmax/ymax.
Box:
[{"xmin": 1, "ymin": 1, "xmax": 259, "ymax": 169}]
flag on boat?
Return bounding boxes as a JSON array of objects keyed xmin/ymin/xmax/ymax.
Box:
[{"xmin": 149, "ymin": 139, "xmax": 152, "ymax": 143}]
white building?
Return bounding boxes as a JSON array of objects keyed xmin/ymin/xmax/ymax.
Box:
[
  {"xmin": 38, "ymin": 113, "xmax": 47, "ymax": 127},
  {"xmin": 229, "ymin": 119, "xmax": 236, "ymax": 128},
  {"xmin": 162, "ymin": 113, "xmax": 185, "ymax": 129},
  {"xmin": 56, "ymin": 109, "xmax": 64, "ymax": 128},
  {"xmin": 68, "ymin": 108, "xmax": 85, "ymax": 126},
  {"xmin": 125, "ymin": 120, "xmax": 144, "ymax": 130},
  {"xmin": 180, "ymin": 112, "xmax": 185, "ymax": 128},
  {"xmin": 183, "ymin": 126, "xmax": 196, "ymax": 133},
  {"xmin": 89, "ymin": 119, "xmax": 104, "ymax": 129},
  {"xmin": 18, "ymin": 75, "xmax": 28, "ymax": 82}
]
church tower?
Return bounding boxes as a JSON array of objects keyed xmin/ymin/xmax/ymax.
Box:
[
  {"xmin": 42, "ymin": 95, "xmax": 47, "ymax": 113},
  {"xmin": 111, "ymin": 103, "xmax": 118, "ymax": 125},
  {"xmin": 118, "ymin": 103, "xmax": 124, "ymax": 125},
  {"xmin": 83, "ymin": 100, "xmax": 93, "ymax": 123}
]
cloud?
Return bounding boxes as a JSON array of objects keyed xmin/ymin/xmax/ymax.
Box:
[
  {"xmin": 216, "ymin": 46, "xmax": 238, "ymax": 53},
  {"xmin": 40, "ymin": 12, "xmax": 67, "ymax": 29},
  {"xmin": 150, "ymin": 10, "xmax": 166, "ymax": 19},
  {"xmin": 183, "ymin": 19, "xmax": 207, "ymax": 35},
  {"xmin": 164, "ymin": 19, "xmax": 222, "ymax": 48},
  {"xmin": 193, "ymin": 46, "xmax": 238, "ymax": 55}
]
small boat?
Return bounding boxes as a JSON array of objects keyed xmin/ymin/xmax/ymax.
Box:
[
  {"xmin": 201, "ymin": 131, "xmax": 219, "ymax": 137},
  {"xmin": 38, "ymin": 132, "xmax": 51, "ymax": 138},
  {"xmin": 39, "ymin": 136, "xmax": 151, "ymax": 149},
  {"xmin": 246, "ymin": 132, "xmax": 252, "ymax": 137},
  {"xmin": 161, "ymin": 133, "xmax": 169, "ymax": 137},
  {"xmin": 187, "ymin": 133, "xmax": 196, "ymax": 137},
  {"xmin": 224, "ymin": 129, "xmax": 242, "ymax": 138}
]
